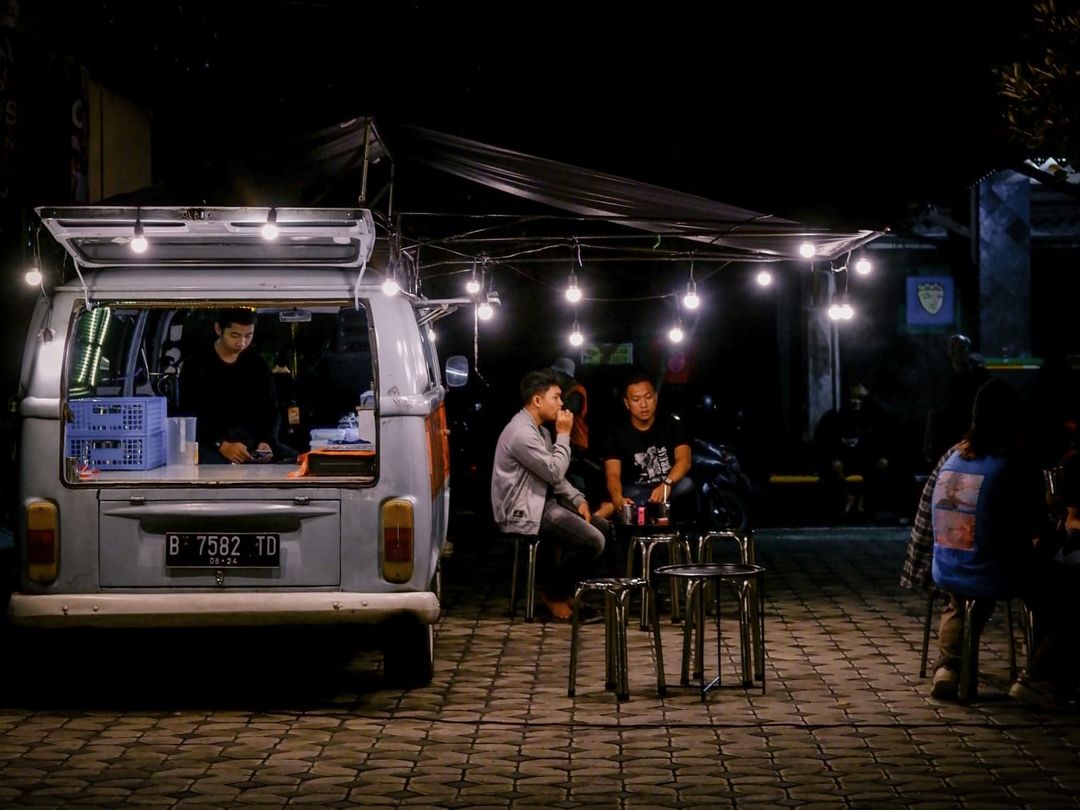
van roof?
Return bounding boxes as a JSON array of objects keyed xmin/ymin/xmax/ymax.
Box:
[{"xmin": 37, "ymin": 206, "xmax": 376, "ymax": 269}]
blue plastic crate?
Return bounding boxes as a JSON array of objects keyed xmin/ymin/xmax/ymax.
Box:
[
  {"xmin": 68, "ymin": 397, "xmax": 167, "ymax": 435},
  {"xmin": 66, "ymin": 431, "xmax": 167, "ymax": 470}
]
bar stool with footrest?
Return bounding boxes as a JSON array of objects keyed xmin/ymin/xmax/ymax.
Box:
[
  {"xmin": 656, "ymin": 562, "xmax": 766, "ymax": 700},
  {"xmin": 697, "ymin": 529, "xmax": 763, "ymax": 681},
  {"xmin": 503, "ymin": 533, "xmax": 541, "ymax": 622},
  {"xmin": 620, "ymin": 523, "xmax": 694, "ymax": 629},
  {"xmin": 567, "ymin": 577, "xmax": 666, "ymax": 702}
]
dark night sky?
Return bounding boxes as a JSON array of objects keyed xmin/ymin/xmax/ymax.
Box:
[{"xmin": 37, "ymin": 0, "xmax": 1035, "ymax": 229}]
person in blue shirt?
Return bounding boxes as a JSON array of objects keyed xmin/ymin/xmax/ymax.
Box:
[{"xmin": 930, "ymin": 378, "xmax": 1080, "ymax": 709}]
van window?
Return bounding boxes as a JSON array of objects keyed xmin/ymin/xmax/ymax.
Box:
[{"xmin": 63, "ymin": 304, "xmax": 377, "ymax": 482}]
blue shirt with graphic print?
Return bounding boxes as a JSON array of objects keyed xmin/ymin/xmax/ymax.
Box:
[{"xmin": 931, "ymin": 449, "xmax": 1042, "ymax": 598}]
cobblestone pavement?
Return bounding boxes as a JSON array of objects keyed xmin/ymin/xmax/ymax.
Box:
[{"xmin": 2, "ymin": 527, "xmax": 1080, "ymax": 808}]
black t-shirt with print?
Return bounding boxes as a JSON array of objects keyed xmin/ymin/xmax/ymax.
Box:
[{"xmin": 603, "ymin": 418, "xmax": 688, "ymax": 487}]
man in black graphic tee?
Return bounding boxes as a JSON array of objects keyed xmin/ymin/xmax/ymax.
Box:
[{"xmin": 603, "ymin": 371, "xmax": 694, "ymax": 521}]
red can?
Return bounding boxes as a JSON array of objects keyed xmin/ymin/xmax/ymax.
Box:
[{"xmin": 637, "ymin": 505, "xmax": 647, "ymax": 525}]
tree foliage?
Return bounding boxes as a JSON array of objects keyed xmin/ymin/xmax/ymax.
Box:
[{"xmin": 996, "ymin": 0, "xmax": 1080, "ymax": 167}]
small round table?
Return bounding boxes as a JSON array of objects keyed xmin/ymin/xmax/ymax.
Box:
[{"xmin": 655, "ymin": 562, "xmax": 766, "ymax": 699}]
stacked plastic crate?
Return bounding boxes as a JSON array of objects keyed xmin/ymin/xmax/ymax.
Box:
[{"xmin": 65, "ymin": 397, "xmax": 168, "ymax": 470}]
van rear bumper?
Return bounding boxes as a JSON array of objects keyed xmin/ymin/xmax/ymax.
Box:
[{"xmin": 7, "ymin": 591, "xmax": 441, "ymax": 628}]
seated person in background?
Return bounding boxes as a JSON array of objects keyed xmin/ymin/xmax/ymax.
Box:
[
  {"xmin": 180, "ymin": 308, "xmax": 285, "ymax": 465},
  {"xmin": 602, "ymin": 370, "xmax": 694, "ymax": 521},
  {"xmin": 813, "ymin": 382, "xmax": 897, "ymax": 519}
]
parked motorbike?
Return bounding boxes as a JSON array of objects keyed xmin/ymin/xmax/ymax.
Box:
[{"xmin": 692, "ymin": 437, "xmax": 752, "ymax": 532}]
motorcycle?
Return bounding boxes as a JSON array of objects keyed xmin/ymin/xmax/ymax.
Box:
[{"xmin": 691, "ymin": 437, "xmax": 752, "ymax": 532}]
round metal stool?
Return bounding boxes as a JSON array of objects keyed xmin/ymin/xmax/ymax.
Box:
[{"xmin": 567, "ymin": 577, "xmax": 666, "ymax": 702}]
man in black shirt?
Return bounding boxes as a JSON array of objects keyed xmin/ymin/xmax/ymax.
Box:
[
  {"xmin": 603, "ymin": 371, "xmax": 694, "ymax": 520},
  {"xmin": 180, "ymin": 309, "xmax": 280, "ymax": 464}
]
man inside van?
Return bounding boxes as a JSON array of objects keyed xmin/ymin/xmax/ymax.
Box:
[
  {"xmin": 491, "ymin": 369, "xmax": 608, "ymax": 620},
  {"xmin": 180, "ymin": 308, "xmax": 281, "ymax": 464},
  {"xmin": 602, "ymin": 370, "xmax": 695, "ymax": 521}
]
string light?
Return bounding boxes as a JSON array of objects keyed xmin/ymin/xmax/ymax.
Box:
[
  {"xmin": 381, "ymin": 277, "xmax": 400, "ymax": 296},
  {"xmin": 130, "ymin": 217, "xmax": 148, "ymax": 254},
  {"xmin": 854, "ymin": 256, "xmax": 872, "ymax": 275},
  {"xmin": 828, "ymin": 294, "xmax": 854, "ymax": 321},
  {"xmin": 261, "ymin": 208, "xmax": 279, "ymax": 241},
  {"xmin": 477, "ymin": 301, "xmax": 494, "ymax": 321},
  {"xmin": 565, "ymin": 269, "xmax": 582, "ymax": 303},
  {"xmin": 24, "ymin": 266, "xmax": 41, "ymax": 286},
  {"xmin": 668, "ymin": 323, "xmax": 685, "ymax": 343},
  {"xmin": 466, "ymin": 261, "xmax": 481, "ymax": 295},
  {"xmin": 682, "ymin": 259, "xmax": 699, "ymax": 310},
  {"xmin": 569, "ymin": 319, "xmax": 584, "ymax": 347},
  {"xmin": 756, "ymin": 268, "xmax": 773, "ymax": 287},
  {"xmin": 799, "ymin": 241, "xmax": 816, "ymax": 259}
]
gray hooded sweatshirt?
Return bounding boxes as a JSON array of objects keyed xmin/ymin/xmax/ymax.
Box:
[{"xmin": 491, "ymin": 408, "xmax": 585, "ymax": 535}]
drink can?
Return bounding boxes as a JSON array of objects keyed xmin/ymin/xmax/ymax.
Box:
[
  {"xmin": 621, "ymin": 500, "xmax": 634, "ymax": 524},
  {"xmin": 637, "ymin": 505, "xmax": 647, "ymax": 525}
]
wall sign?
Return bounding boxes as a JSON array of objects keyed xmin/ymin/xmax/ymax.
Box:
[{"xmin": 906, "ymin": 276, "xmax": 954, "ymax": 326}]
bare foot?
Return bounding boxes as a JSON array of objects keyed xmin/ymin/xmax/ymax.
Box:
[{"xmin": 541, "ymin": 593, "xmax": 573, "ymax": 620}]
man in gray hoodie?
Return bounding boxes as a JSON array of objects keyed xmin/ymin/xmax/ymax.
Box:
[{"xmin": 492, "ymin": 369, "xmax": 608, "ymax": 619}]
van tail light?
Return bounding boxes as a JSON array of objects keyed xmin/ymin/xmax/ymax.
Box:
[
  {"xmin": 26, "ymin": 500, "xmax": 59, "ymax": 584},
  {"xmin": 382, "ymin": 499, "xmax": 414, "ymax": 584}
]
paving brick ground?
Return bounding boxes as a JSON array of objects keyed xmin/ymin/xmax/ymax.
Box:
[{"xmin": 1, "ymin": 526, "xmax": 1079, "ymax": 808}]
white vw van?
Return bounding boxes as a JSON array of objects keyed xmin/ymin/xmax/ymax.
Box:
[{"xmin": 9, "ymin": 206, "xmax": 455, "ymax": 687}]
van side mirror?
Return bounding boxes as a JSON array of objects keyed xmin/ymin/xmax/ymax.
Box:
[{"xmin": 445, "ymin": 355, "xmax": 469, "ymax": 388}]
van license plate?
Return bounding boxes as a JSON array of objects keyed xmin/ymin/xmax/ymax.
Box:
[{"xmin": 165, "ymin": 533, "xmax": 280, "ymax": 568}]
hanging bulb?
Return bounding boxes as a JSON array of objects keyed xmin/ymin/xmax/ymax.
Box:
[
  {"xmin": 381, "ymin": 277, "xmax": 400, "ymax": 296},
  {"xmin": 756, "ymin": 269, "xmax": 773, "ymax": 287},
  {"xmin": 565, "ymin": 270, "xmax": 582, "ymax": 303},
  {"xmin": 668, "ymin": 324, "xmax": 684, "ymax": 343},
  {"xmin": 827, "ymin": 303, "xmax": 843, "ymax": 321},
  {"xmin": 569, "ymin": 320, "xmax": 584, "ymax": 347},
  {"xmin": 24, "ymin": 267, "xmax": 41, "ymax": 286},
  {"xmin": 477, "ymin": 302, "xmax": 494, "ymax": 321},
  {"xmin": 799, "ymin": 241, "xmax": 816, "ymax": 258},
  {"xmin": 261, "ymin": 208, "xmax": 279, "ymax": 241},
  {"xmin": 839, "ymin": 297, "xmax": 855, "ymax": 320},
  {"xmin": 427, "ymin": 326, "xmax": 437, "ymax": 342},
  {"xmin": 130, "ymin": 219, "xmax": 148, "ymax": 254},
  {"xmin": 854, "ymin": 257, "xmax": 872, "ymax": 276},
  {"xmin": 682, "ymin": 281, "xmax": 700, "ymax": 311},
  {"xmin": 465, "ymin": 270, "xmax": 481, "ymax": 296}
]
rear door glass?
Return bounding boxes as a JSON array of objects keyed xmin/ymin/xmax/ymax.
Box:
[{"xmin": 64, "ymin": 304, "xmax": 376, "ymax": 474}]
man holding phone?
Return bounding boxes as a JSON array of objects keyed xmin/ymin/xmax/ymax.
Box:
[{"xmin": 180, "ymin": 308, "xmax": 281, "ymax": 465}]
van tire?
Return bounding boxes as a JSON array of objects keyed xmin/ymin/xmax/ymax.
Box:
[{"xmin": 382, "ymin": 616, "xmax": 434, "ymax": 688}]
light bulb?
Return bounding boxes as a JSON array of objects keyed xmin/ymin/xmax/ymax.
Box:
[
  {"xmin": 569, "ymin": 322, "xmax": 584, "ymax": 347},
  {"xmin": 854, "ymin": 257, "xmax": 872, "ymax": 275},
  {"xmin": 799, "ymin": 241, "xmax": 816, "ymax": 258},
  {"xmin": 840, "ymin": 302, "xmax": 855, "ymax": 320},
  {"xmin": 24, "ymin": 267, "xmax": 41, "ymax": 286},
  {"xmin": 261, "ymin": 208, "xmax": 279, "ymax": 241},
  {"xmin": 477, "ymin": 302, "xmax": 494, "ymax": 321},
  {"xmin": 682, "ymin": 287, "xmax": 700, "ymax": 310},
  {"xmin": 756, "ymin": 269, "xmax": 773, "ymax": 287},
  {"xmin": 466, "ymin": 277, "xmax": 481, "ymax": 295},
  {"xmin": 382, "ymin": 278, "xmax": 400, "ymax": 296},
  {"xmin": 828, "ymin": 303, "xmax": 842, "ymax": 321},
  {"xmin": 565, "ymin": 276, "xmax": 582, "ymax": 303},
  {"xmin": 668, "ymin": 325, "xmax": 684, "ymax": 343},
  {"xmin": 131, "ymin": 220, "xmax": 148, "ymax": 254}
]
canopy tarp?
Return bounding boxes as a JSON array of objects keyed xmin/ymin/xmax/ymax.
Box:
[{"xmin": 394, "ymin": 124, "xmax": 883, "ymax": 262}]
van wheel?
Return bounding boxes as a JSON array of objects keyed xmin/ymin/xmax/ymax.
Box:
[{"xmin": 382, "ymin": 617, "xmax": 434, "ymax": 688}]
